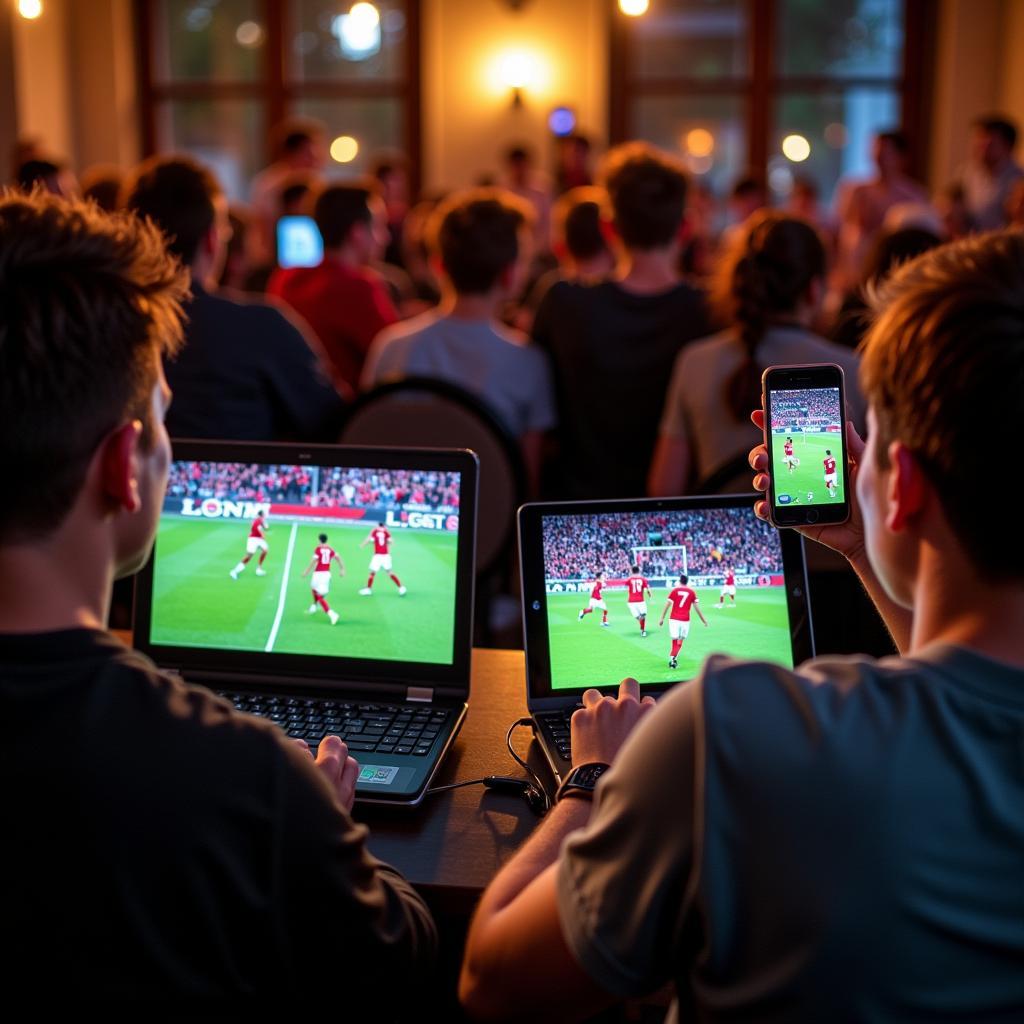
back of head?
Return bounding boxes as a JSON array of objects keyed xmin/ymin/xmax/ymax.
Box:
[
  {"xmin": 0, "ymin": 191, "xmax": 188, "ymax": 545},
  {"xmin": 80, "ymin": 165, "xmax": 125, "ymax": 213},
  {"xmin": 314, "ymin": 184, "xmax": 373, "ymax": 249},
  {"xmin": 123, "ymin": 155, "xmax": 222, "ymax": 265},
  {"xmin": 17, "ymin": 159, "xmax": 64, "ymax": 193},
  {"xmin": 862, "ymin": 227, "xmax": 942, "ymax": 286},
  {"xmin": 974, "ymin": 114, "xmax": 1018, "ymax": 152},
  {"xmin": 716, "ymin": 211, "xmax": 826, "ymax": 422},
  {"xmin": 428, "ymin": 188, "xmax": 530, "ymax": 295},
  {"xmin": 862, "ymin": 230, "xmax": 1024, "ymax": 581},
  {"xmin": 272, "ymin": 116, "xmax": 325, "ymax": 163},
  {"xmin": 600, "ymin": 142, "xmax": 688, "ymax": 251},
  {"xmin": 553, "ymin": 186, "xmax": 607, "ymax": 262}
]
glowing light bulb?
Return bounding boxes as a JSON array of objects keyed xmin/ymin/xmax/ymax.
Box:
[
  {"xmin": 330, "ymin": 135, "xmax": 359, "ymax": 164},
  {"xmin": 619, "ymin": 0, "xmax": 649, "ymax": 15},
  {"xmin": 333, "ymin": 3, "xmax": 381, "ymax": 60},
  {"xmin": 18, "ymin": 0, "xmax": 43, "ymax": 19},
  {"xmin": 685, "ymin": 128, "xmax": 715, "ymax": 157},
  {"xmin": 500, "ymin": 51, "xmax": 536, "ymax": 90},
  {"xmin": 235, "ymin": 21, "xmax": 264, "ymax": 47},
  {"xmin": 781, "ymin": 134, "xmax": 811, "ymax": 162}
]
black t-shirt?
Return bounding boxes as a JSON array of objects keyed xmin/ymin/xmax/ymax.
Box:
[
  {"xmin": 165, "ymin": 285, "xmax": 345, "ymax": 442},
  {"xmin": 0, "ymin": 629, "xmax": 435, "ymax": 998},
  {"xmin": 532, "ymin": 279, "xmax": 709, "ymax": 498}
]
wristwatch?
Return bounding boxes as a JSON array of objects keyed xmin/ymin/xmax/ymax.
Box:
[{"xmin": 556, "ymin": 762, "xmax": 611, "ymax": 803}]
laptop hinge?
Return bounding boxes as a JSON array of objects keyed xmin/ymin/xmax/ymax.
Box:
[{"xmin": 407, "ymin": 686, "xmax": 433, "ymax": 702}]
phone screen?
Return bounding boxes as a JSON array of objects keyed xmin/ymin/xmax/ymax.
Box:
[
  {"xmin": 276, "ymin": 215, "xmax": 323, "ymax": 269},
  {"xmin": 764, "ymin": 366, "xmax": 849, "ymax": 526}
]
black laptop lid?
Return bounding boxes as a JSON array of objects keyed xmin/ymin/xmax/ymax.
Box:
[
  {"xmin": 133, "ymin": 441, "xmax": 478, "ymax": 700},
  {"xmin": 519, "ymin": 494, "xmax": 813, "ymax": 705}
]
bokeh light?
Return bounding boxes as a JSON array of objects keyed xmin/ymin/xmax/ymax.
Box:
[
  {"xmin": 781, "ymin": 134, "xmax": 811, "ymax": 162},
  {"xmin": 330, "ymin": 135, "xmax": 359, "ymax": 163}
]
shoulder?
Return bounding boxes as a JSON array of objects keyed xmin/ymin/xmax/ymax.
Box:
[{"xmin": 372, "ymin": 310, "xmax": 441, "ymax": 351}]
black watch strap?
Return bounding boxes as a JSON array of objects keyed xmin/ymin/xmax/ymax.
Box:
[{"xmin": 556, "ymin": 762, "xmax": 611, "ymax": 804}]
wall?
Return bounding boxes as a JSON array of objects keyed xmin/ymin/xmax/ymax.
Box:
[{"xmin": 421, "ymin": 0, "xmax": 607, "ymax": 192}]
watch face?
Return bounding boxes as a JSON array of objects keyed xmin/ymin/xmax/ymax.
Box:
[{"xmin": 574, "ymin": 763, "xmax": 609, "ymax": 788}]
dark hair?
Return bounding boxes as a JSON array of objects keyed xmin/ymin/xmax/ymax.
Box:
[
  {"xmin": 505, "ymin": 145, "xmax": 530, "ymax": 164},
  {"xmin": 862, "ymin": 227, "xmax": 942, "ymax": 285},
  {"xmin": 631, "ymin": 564, "xmax": 639, "ymax": 573},
  {"xmin": 877, "ymin": 130, "xmax": 909, "ymax": 154},
  {"xmin": 0, "ymin": 192, "xmax": 187, "ymax": 543},
  {"xmin": 731, "ymin": 175, "xmax": 764, "ymax": 201},
  {"xmin": 314, "ymin": 185, "xmax": 373, "ymax": 249},
  {"xmin": 280, "ymin": 177, "xmax": 312, "ymax": 214},
  {"xmin": 825, "ymin": 449, "xmax": 832, "ymax": 456},
  {"xmin": 16, "ymin": 159, "xmax": 63, "ymax": 192},
  {"xmin": 554, "ymin": 188, "xmax": 607, "ymax": 261},
  {"xmin": 974, "ymin": 115, "xmax": 1018, "ymax": 150},
  {"xmin": 679, "ymin": 574, "xmax": 689, "ymax": 585},
  {"xmin": 601, "ymin": 142, "xmax": 688, "ymax": 250},
  {"xmin": 81, "ymin": 166, "xmax": 124, "ymax": 213},
  {"xmin": 271, "ymin": 117, "xmax": 323, "ymax": 159},
  {"xmin": 428, "ymin": 189, "xmax": 530, "ymax": 295},
  {"xmin": 862, "ymin": 230, "xmax": 1024, "ymax": 580},
  {"xmin": 123, "ymin": 156, "xmax": 222, "ymax": 265},
  {"xmin": 716, "ymin": 211, "xmax": 826, "ymax": 422},
  {"xmin": 318, "ymin": 533, "xmax": 328, "ymax": 543}
]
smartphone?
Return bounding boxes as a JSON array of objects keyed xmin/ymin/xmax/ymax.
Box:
[
  {"xmin": 762, "ymin": 363, "xmax": 850, "ymax": 527},
  {"xmin": 276, "ymin": 215, "xmax": 323, "ymax": 269}
]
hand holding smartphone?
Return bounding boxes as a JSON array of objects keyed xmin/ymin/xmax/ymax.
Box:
[{"xmin": 761, "ymin": 363, "xmax": 851, "ymax": 527}]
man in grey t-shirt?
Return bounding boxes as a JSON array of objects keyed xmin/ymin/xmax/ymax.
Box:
[{"xmin": 459, "ymin": 232, "xmax": 1024, "ymax": 1021}]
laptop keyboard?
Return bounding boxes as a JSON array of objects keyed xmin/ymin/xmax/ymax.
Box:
[
  {"xmin": 536, "ymin": 707, "xmax": 582, "ymax": 763},
  {"xmin": 218, "ymin": 692, "xmax": 451, "ymax": 757}
]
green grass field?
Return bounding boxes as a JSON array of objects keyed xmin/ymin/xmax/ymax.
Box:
[
  {"xmin": 771, "ymin": 432, "xmax": 845, "ymax": 507},
  {"xmin": 150, "ymin": 517, "xmax": 458, "ymax": 663},
  {"xmin": 547, "ymin": 587, "xmax": 792, "ymax": 690}
]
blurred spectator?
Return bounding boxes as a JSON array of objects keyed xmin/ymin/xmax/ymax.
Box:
[
  {"xmin": 831, "ymin": 227, "xmax": 943, "ymax": 350},
  {"xmin": 372, "ymin": 153, "xmax": 410, "ymax": 267},
  {"xmin": 363, "ymin": 188, "xmax": 556, "ymax": 494},
  {"xmin": 649, "ymin": 212, "xmax": 863, "ymax": 496},
  {"xmin": 951, "ymin": 115, "xmax": 1023, "ymax": 232},
  {"xmin": 125, "ymin": 155, "xmax": 344, "ymax": 441},
  {"xmin": 16, "ymin": 157, "xmax": 78, "ymax": 197},
  {"xmin": 786, "ymin": 175, "xmax": 835, "ymax": 250},
  {"xmin": 719, "ymin": 174, "xmax": 767, "ymax": 251},
  {"xmin": 268, "ymin": 183, "xmax": 399, "ymax": 394},
  {"xmin": 80, "ymin": 164, "xmax": 124, "ymax": 212},
  {"xmin": 219, "ymin": 206, "xmax": 253, "ymax": 291},
  {"xmin": 554, "ymin": 134, "xmax": 594, "ymax": 194},
  {"xmin": 1008, "ymin": 176, "xmax": 1024, "ymax": 228},
  {"xmin": 249, "ymin": 117, "xmax": 325, "ymax": 264},
  {"xmin": 835, "ymin": 131, "xmax": 929, "ymax": 290},
  {"xmin": 500, "ymin": 144, "xmax": 552, "ymax": 256},
  {"xmin": 938, "ymin": 182, "xmax": 972, "ymax": 240},
  {"xmin": 533, "ymin": 142, "xmax": 709, "ymax": 499},
  {"xmin": 9, "ymin": 135, "xmax": 44, "ymax": 181},
  {"xmin": 401, "ymin": 195, "xmax": 445, "ymax": 305}
]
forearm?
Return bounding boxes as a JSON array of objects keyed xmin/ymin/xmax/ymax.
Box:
[{"xmin": 849, "ymin": 552, "xmax": 912, "ymax": 653}]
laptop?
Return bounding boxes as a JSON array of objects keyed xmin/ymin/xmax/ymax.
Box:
[
  {"xmin": 518, "ymin": 494, "xmax": 814, "ymax": 784},
  {"xmin": 133, "ymin": 440, "xmax": 478, "ymax": 806}
]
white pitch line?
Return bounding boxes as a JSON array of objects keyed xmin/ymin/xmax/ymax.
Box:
[{"xmin": 265, "ymin": 522, "xmax": 298, "ymax": 652}]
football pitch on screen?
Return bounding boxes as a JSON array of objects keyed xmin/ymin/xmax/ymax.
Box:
[
  {"xmin": 771, "ymin": 432, "xmax": 845, "ymax": 505},
  {"xmin": 150, "ymin": 518, "xmax": 458, "ymax": 663},
  {"xmin": 546, "ymin": 587, "xmax": 792, "ymax": 690}
]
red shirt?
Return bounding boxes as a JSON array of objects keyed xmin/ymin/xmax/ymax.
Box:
[
  {"xmin": 591, "ymin": 580, "xmax": 604, "ymax": 601},
  {"xmin": 267, "ymin": 261, "xmax": 399, "ymax": 394},
  {"xmin": 313, "ymin": 544, "xmax": 335, "ymax": 572},
  {"xmin": 667, "ymin": 586, "xmax": 698, "ymax": 621},
  {"xmin": 824, "ymin": 457, "xmax": 837, "ymax": 475},
  {"xmin": 249, "ymin": 518, "xmax": 265, "ymax": 539},
  {"xmin": 626, "ymin": 575, "xmax": 649, "ymax": 602},
  {"xmin": 725, "ymin": 572, "xmax": 735, "ymax": 586},
  {"xmin": 370, "ymin": 527, "xmax": 391, "ymax": 555},
  {"xmin": 784, "ymin": 441, "xmax": 794, "ymax": 456}
]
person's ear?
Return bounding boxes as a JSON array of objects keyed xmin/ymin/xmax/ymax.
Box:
[
  {"xmin": 99, "ymin": 420, "xmax": 144, "ymax": 514},
  {"xmin": 885, "ymin": 441, "xmax": 926, "ymax": 532},
  {"xmin": 805, "ymin": 275, "xmax": 824, "ymax": 309}
]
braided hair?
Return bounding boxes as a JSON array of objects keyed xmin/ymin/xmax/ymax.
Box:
[{"xmin": 714, "ymin": 211, "xmax": 826, "ymax": 422}]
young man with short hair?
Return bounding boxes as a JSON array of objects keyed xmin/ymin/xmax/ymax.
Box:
[
  {"xmin": 268, "ymin": 183, "xmax": 399, "ymax": 393},
  {"xmin": 532, "ymin": 142, "xmax": 709, "ymax": 499},
  {"xmin": 362, "ymin": 188, "xmax": 557, "ymax": 493},
  {"xmin": 953, "ymin": 114, "xmax": 1024, "ymax": 231},
  {"xmin": 124, "ymin": 155, "xmax": 344, "ymax": 440},
  {"xmin": 0, "ymin": 192, "xmax": 435, "ymax": 997},
  {"xmin": 460, "ymin": 230, "xmax": 1024, "ymax": 1020}
]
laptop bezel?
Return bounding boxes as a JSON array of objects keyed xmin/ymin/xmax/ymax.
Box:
[
  {"xmin": 518, "ymin": 493, "xmax": 814, "ymax": 710},
  {"xmin": 133, "ymin": 440, "xmax": 478, "ymax": 701}
]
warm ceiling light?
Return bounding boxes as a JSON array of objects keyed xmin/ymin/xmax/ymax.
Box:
[
  {"xmin": 619, "ymin": 0, "xmax": 649, "ymax": 15},
  {"xmin": 330, "ymin": 135, "xmax": 359, "ymax": 163},
  {"xmin": 781, "ymin": 133, "xmax": 811, "ymax": 162},
  {"xmin": 235, "ymin": 21, "xmax": 264, "ymax": 47},
  {"xmin": 18, "ymin": 0, "xmax": 43, "ymax": 19},
  {"xmin": 334, "ymin": 2, "xmax": 381, "ymax": 60},
  {"xmin": 685, "ymin": 128, "xmax": 715, "ymax": 157},
  {"xmin": 500, "ymin": 51, "xmax": 537, "ymax": 91}
]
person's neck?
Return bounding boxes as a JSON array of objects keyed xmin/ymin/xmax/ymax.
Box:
[
  {"xmin": 0, "ymin": 535, "xmax": 112, "ymax": 634},
  {"xmin": 572, "ymin": 252, "xmax": 615, "ymax": 281},
  {"xmin": 615, "ymin": 245, "xmax": 681, "ymax": 295},
  {"xmin": 441, "ymin": 290, "xmax": 503, "ymax": 322},
  {"xmin": 909, "ymin": 545, "xmax": 1024, "ymax": 668},
  {"xmin": 325, "ymin": 244, "xmax": 362, "ymax": 270}
]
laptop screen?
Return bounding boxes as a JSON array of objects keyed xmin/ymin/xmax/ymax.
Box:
[
  {"xmin": 523, "ymin": 499, "xmax": 808, "ymax": 694},
  {"xmin": 135, "ymin": 443, "xmax": 476, "ymax": 688}
]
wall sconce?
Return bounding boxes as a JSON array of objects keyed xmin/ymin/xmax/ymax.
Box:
[{"xmin": 499, "ymin": 51, "xmax": 538, "ymax": 109}]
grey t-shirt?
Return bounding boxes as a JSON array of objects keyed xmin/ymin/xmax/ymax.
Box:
[
  {"xmin": 361, "ymin": 311, "xmax": 557, "ymax": 438},
  {"xmin": 557, "ymin": 647, "xmax": 1024, "ymax": 1022},
  {"xmin": 658, "ymin": 326, "xmax": 866, "ymax": 487}
]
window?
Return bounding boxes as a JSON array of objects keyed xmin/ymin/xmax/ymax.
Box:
[
  {"xmin": 138, "ymin": 0, "xmax": 420, "ymax": 200},
  {"xmin": 611, "ymin": 0, "xmax": 931, "ymax": 208}
]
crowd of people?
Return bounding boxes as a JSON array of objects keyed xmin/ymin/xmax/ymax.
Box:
[
  {"xmin": 543, "ymin": 509, "xmax": 782, "ymax": 580},
  {"xmin": 770, "ymin": 389, "xmax": 844, "ymax": 430},
  {"xmin": 165, "ymin": 462, "xmax": 460, "ymax": 511}
]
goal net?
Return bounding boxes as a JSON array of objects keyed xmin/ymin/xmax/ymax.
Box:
[{"xmin": 630, "ymin": 544, "xmax": 688, "ymax": 584}]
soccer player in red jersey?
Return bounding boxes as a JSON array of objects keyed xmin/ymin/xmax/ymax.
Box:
[
  {"xmin": 717, "ymin": 567, "xmax": 737, "ymax": 607},
  {"xmin": 358, "ymin": 521, "xmax": 406, "ymax": 595},
  {"xmin": 823, "ymin": 449, "xmax": 838, "ymax": 498},
  {"xmin": 578, "ymin": 572, "xmax": 610, "ymax": 627},
  {"xmin": 624, "ymin": 564, "xmax": 651, "ymax": 636},
  {"xmin": 783, "ymin": 437, "xmax": 798, "ymax": 473},
  {"xmin": 230, "ymin": 511, "xmax": 269, "ymax": 579},
  {"xmin": 301, "ymin": 532, "xmax": 345, "ymax": 625},
  {"xmin": 658, "ymin": 572, "xmax": 708, "ymax": 669}
]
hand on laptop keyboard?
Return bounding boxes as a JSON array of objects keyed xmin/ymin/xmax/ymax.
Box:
[
  {"xmin": 295, "ymin": 735, "xmax": 359, "ymax": 812},
  {"xmin": 570, "ymin": 678, "xmax": 657, "ymax": 767}
]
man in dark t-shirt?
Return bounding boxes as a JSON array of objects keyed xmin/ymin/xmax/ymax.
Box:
[
  {"xmin": 0, "ymin": 191, "xmax": 435, "ymax": 998},
  {"xmin": 532, "ymin": 142, "xmax": 709, "ymax": 499}
]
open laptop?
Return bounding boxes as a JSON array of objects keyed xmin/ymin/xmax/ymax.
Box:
[
  {"xmin": 133, "ymin": 440, "xmax": 478, "ymax": 806},
  {"xmin": 518, "ymin": 494, "xmax": 814, "ymax": 784}
]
